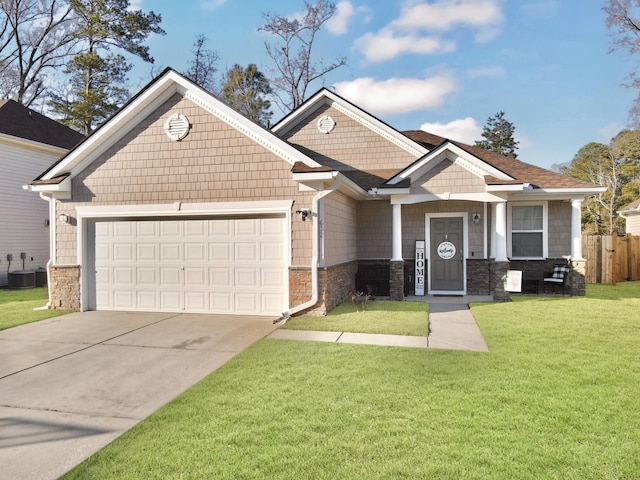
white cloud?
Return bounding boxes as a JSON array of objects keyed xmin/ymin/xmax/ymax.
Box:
[
  {"xmin": 355, "ymin": 29, "xmax": 455, "ymax": 63},
  {"xmin": 200, "ymin": 0, "xmax": 229, "ymax": 10},
  {"xmin": 392, "ymin": 0, "xmax": 504, "ymax": 42},
  {"xmin": 420, "ymin": 118, "xmax": 483, "ymax": 144},
  {"xmin": 327, "ymin": 2, "xmax": 354, "ymax": 35},
  {"xmin": 355, "ymin": 0, "xmax": 504, "ymax": 63},
  {"xmin": 333, "ymin": 74, "xmax": 457, "ymax": 115}
]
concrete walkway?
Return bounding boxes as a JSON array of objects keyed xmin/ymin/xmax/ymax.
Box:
[
  {"xmin": 269, "ymin": 296, "xmax": 490, "ymax": 352},
  {"xmin": 0, "ymin": 311, "xmax": 279, "ymax": 480}
]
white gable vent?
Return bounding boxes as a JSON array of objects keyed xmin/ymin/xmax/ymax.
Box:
[
  {"xmin": 164, "ymin": 113, "xmax": 191, "ymax": 141},
  {"xmin": 317, "ymin": 115, "xmax": 336, "ymax": 134}
]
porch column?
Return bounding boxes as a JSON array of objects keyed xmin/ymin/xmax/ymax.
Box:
[
  {"xmin": 391, "ymin": 203, "xmax": 403, "ymax": 261},
  {"xmin": 494, "ymin": 201, "xmax": 508, "ymax": 262},
  {"xmin": 571, "ymin": 199, "xmax": 584, "ymax": 260},
  {"xmin": 390, "ymin": 203, "xmax": 404, "ymax": 301}
]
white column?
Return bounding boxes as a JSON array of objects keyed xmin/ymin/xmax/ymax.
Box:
[
  {"xmin": 494, "ymin": 201, "xmax": 508, "ymax": 262},
  {"xmin": 391, "ymin": 203, "xmax": 403, "ymax": 261},
  {"xmin": 571, "ymin": 199, "xmax": 584, "ymax": 260},
  {"xmin": 490, "ymin": 203, "xmax": 497, "ymax": 259}
]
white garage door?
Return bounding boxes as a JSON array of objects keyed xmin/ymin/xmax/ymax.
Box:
[{"xmin": 93, "ymin": 216, "xmax": 288, "ymax": 315}]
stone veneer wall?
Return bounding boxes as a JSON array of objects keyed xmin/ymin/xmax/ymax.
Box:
[
  {"xmin": 49, "ymin": 265, "xmax": 80, "ymax": 310},
  {"xmin": 466, "ymin": 259, "xmax": 491, "ymax": 295},
  {"xmin": 289, "ymin": 261, "xmax": 358, "ymax": 316},
  {"xmin": 389, "ymin": 261, "xmax": 405, "ymax": 301},
  {"xmin": 570, "ymin": 260, "xmax": 586, "ymax": 296},
  {"xmin": 490, "ymin": 261, "xmax": 511, "ymax": 302}
]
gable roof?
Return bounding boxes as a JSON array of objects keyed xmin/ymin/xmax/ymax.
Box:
[
  {"xmin": 402, "ymin": 130, "xmax": 600, "ymax": 191},
  {"xmin": 0, "ymin": 99, "xmax": 84, "ymax": 149},
  {"xmin": 273, "ymin": 88, "xmax": 429, "ymax": 159},
  {"xmin": 32, "ymin": 68, "xmax": 321, "ymax": 187},
  {"xmin": 619, "ymin": 199, "xmax": 640, "ymax": 216}
]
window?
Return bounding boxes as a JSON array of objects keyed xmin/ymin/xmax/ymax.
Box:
[{"xmin": 509, "ymin": 203, "xmax": 546, "ymax": 258}]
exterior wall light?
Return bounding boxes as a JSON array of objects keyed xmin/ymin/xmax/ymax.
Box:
[
  {"xmin": 296, "ymin": 209, "xmax": 310, "ymax": 221},
  {"xmin": 59, "ymin": 213, "xmax": 70, "ymax": 223},
  {"xmin": 472, "ymin": 212, "xmax": 481, "ymax": 224}
]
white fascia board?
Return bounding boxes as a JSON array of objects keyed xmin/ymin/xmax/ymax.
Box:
[
  {"xmin": 372, "ymin": 188, "xmax": 411, "ymax": 196},
  {"xmin": 486, "ymin": 184, "xmax": 525, "ymax": 192},
  {"xmin": 292, "ymin": 171, "xmax": 337, "ymax": 182},
  {"xmin": 25, "ymin": 176, "xmax": 72, "ymax": 194},
  {"xmin": 508, "ymin": 187, "xmax": 606, "ymax": 201},
  {"xmin": 76, "ymin": 200, "xmax": 294, "ymax": 219},
  {"xmin": 272, "ymin": 90, "xmax": 427, "ymax": 158},
  {"xmin": 390, "ymin": 192, "xmax": 507, "ymax": 205},
  {"xmin": 387, "ymin": 142, "xmax": 513, "ymax": 185}
]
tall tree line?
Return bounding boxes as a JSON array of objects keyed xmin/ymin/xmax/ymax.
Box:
[{"xmin": 0, "ymin": 0, "xmax": 343, "ymax": 133}]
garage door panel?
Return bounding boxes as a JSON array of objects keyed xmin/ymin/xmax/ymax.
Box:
[
  {"xmin": 210, "ymin": 243, "xmax": 231, "ymax": 261},
  {"xmin": 113, "ymin": 244, "xmax": 134, "ymax": 261},
  {"xmin": 137, "ymin": 244, "xmax": 157, "ymax": 261},
  {"xmin": 94, "ymin": 216, "xmax": 287, "ymax": 315},
  {"xmin": 113, "ymin": 290, "xmax": 135, "ymax": 309},
  {"xmin": 261, "ymin": 268, "xmax": 286, "ymax": 287},
  {"xmin": 210, "ymin": 268, "xmax": 231, "ymax": 286},
  {"xmin": 235, "ymin": 219, "xmax": 258, "ymax": 236},
  {"xmin": 113, "ymin": 267, "xmax": 134, "ymax": 285},
  {"xmin": 136, "ymin": 267, "xmax": 157, "ymax": 285},
  {"xmin": 160, "ymin": 268, "xmax": 181, "ymax": 286},
  {"xmin": 235, "ymin": 268, "xmax": 257, "ymax": 287},
  {"xmin": 184, "ymin": 268, "xmax": 206, "ymax": 286},
  {"xmin": 137, "ymin": 291, "xmax": 158, "ymax": 309},
  {"xmin": 235, "ymin": 243, "xmax": 258, "ymax": 262},
  {"xmin": 210, "ymin": 292, "xmax": 232, "ymax": 312},
  {"xmin": 160, "ymin": 243, "xmax": 181, "ymax": 261}
]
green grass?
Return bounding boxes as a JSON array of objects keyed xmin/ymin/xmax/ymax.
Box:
[
  {"xmin": 62, "ymin": 282, "xmax": 640, "ymax": 480},
  {"xmin": 282, "ymin": 299, "xmax": 429, "ymax": 336},
  {"xmin": 0, "ymin": 287, "xmax": 73, "ymax": 330}
]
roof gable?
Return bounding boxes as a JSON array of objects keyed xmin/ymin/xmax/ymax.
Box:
[
  {"xmin": 0, "ymin": 99, "xmax": 84, "ymax": 149},
  {"xmin": 35, "ymin": 69, "xmax": 320, "ymax": 184},
  {"xmin": 272, "ymin": 88, "xmax": 428, "ymax": 159}
]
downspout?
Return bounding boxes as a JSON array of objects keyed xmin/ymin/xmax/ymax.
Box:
[
  {"xmin": 284, "ymin": 175, "xmax": 342, "ymax": 318},
  {"xmin": 39, "ymin": 192, "xmax": 56, "ymax": 309}
]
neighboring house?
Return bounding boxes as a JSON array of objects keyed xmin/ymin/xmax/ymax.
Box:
[
  {"xmin": 27, "ymin": 69, "xmax": 604, "ymax": 314},
  {"xmin": 0, "ymin": 100, "xmax": 83, "ymax": 287},
  {"xmin": 618, "ymin": 200, "xmax": 640, "ymax": 235}
]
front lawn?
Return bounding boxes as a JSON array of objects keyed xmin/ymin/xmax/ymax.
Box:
[
  {"xmin": 282, "ymin": 299, "xmax": 428, "ymax": 336},
  {"xmin": 62, "ymin": 282, "xmax": 640, "ymax": 479},
  {"xmin": 0, "ymin": 287, "xmax": 73, "ymax": 331}
]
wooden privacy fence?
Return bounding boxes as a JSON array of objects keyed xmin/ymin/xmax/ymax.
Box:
[{"xmin": 582, "ymin": 234, "xmax": 640, "ymax": 284}]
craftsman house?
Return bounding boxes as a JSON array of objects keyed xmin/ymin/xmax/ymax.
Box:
[
  {"xmin": 27, "ymin": 68, "xmax": 603, "ymax": 315},
  {"xmin": 0, "ymin": 100, "xmax": 83, "ymax": 286}
]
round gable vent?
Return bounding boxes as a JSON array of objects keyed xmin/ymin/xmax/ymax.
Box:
[
  {"xmin": 164, "ymin": 113, "xmax": 191, "ymax": 141},
  {"xmin": 317, "ymin": 115, "xmax": 336, "ymax": 134}
]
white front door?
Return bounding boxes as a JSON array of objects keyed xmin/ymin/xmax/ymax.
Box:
[{"xmin": 91, "ymin": 216, "xmax": 288, "ymax": 315}]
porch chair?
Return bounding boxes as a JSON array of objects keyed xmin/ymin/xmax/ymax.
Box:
[{"xmin": 543, "ymin": 264, "xmax": 571, "ymax": 295}]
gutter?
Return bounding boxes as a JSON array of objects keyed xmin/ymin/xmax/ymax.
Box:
[
  {"xmin": 39, "ymin": 192, "xmax": 55, "ymax": 309},
  {"xmin": 283, "ymin": 175, "xmax": 342, "ymax": 318}
]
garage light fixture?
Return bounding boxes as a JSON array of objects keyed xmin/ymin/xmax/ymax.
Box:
[{"xmin": 59, "ymin": 213, "xmax": 69, "ymax": 223}]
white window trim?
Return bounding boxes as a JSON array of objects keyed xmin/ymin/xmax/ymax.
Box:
[{"xmin": 507, "ymin": 201, "xmax": 548, "ymax": 259}]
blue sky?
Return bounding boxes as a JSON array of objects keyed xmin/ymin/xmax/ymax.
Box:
[{"xmin": 128, "ymin": 0, "xmax": 635, "ymax": 170}]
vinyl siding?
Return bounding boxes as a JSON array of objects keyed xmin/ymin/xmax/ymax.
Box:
[
  {"xmin": 411, "ymin": 159, "xmax": 486, "ymax": 194},
  {"xmin": 0, "ymin": 142, "xmax": 62, "ymax": 285},
  {"xmin": 322, "ymin": 192, "xmax": 357, "ymax": 266}
]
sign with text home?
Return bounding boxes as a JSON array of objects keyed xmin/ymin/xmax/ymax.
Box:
[{"xmin": 415, "ymin": 240, "xmax": 425, "ymax": 295}]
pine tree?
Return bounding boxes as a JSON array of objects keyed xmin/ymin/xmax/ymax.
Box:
[
  {"xmin": 49, "ymin": 0, "xmax": 164, "ymax": 134},
  {"xmin": 474, "ymin": 111, "xmax": 519, "ymax": 158}
]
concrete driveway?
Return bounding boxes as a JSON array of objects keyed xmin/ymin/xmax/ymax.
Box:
[{"xmin": 0, "ymin": 311, "xmax": 279, "ymax": 480}]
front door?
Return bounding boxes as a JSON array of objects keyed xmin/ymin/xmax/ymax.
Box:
[{"xmin": 429, "ymin": 216, "xmax": 464, "ymax": 292}]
